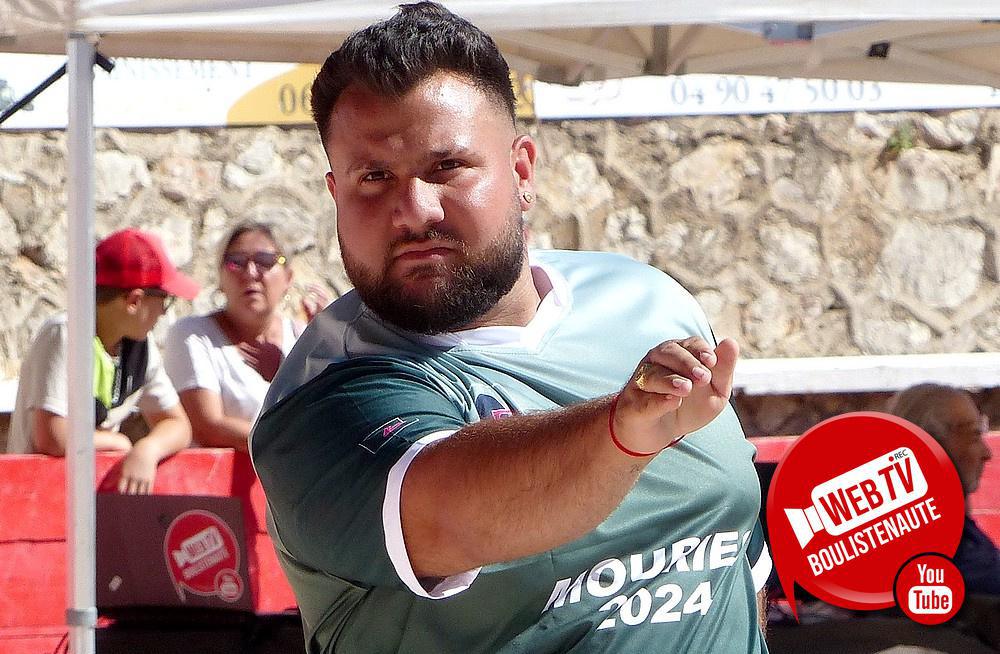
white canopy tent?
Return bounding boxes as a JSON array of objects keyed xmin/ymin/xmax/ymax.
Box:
[
  {"xmin": 5, "ymin": 2, "xmax": 1000, "ymax": 85},
  {"xmin": 3, "ymin": 2, "xmax": 1000, "ymax": 652}
]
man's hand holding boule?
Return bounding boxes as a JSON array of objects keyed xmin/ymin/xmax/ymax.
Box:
[{"xmin": 612, "ymin": 337, "xmax": 739, "ymax": 457}]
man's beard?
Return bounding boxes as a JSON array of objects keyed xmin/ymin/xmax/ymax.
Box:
[{"xmin": 341, "ymin": 211, "xmax": 526, "ymax": 335}]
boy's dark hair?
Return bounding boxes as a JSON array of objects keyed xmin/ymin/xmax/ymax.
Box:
[
  {"xmin": 96, "ymin": 286, "xmax": 128, "ymax": 305},
  {"xmin": 310, "ymin": 1, "xmax": 516, "ymax": 145}
]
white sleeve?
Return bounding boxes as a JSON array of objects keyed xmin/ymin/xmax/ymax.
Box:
[
  {"xmin": 382, "ymin": 430, "xmax": 482, "ymax": 599},
  {"xmin": 164, "ymin": 318, "xmax": 221, "ymax": 394},
  {"xmin": 751, "ymin": 542, "xmax": 772, "ymax": 592},
  {"xmin": 8, "ymin": 319, "xmax": 69, "ymax": 454},
  {"xmin": 137, "ymin": 339, "xmax": 180, "ymax": 416},
  {"xmin": 27, "ymin": 319, "xmax": 69, "ymax": 417}
]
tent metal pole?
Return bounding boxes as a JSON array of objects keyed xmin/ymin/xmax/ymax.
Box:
[{"xmin": 66, "ymin": 32, "xmax": 97, "ymax": 654}]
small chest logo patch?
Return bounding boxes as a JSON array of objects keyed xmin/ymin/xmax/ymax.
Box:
[
  {"xmin": 360, "ymin": 417, "xmax": 419, "ymax": 454},
  {"xmin": 475, "ymin": 394, "xmax": 513, "ymax": 421}
]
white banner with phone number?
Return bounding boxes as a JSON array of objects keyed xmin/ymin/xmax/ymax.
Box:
[{"xmin": 533, "ymin": 74, "xmax": 1000, "ymax": 119}]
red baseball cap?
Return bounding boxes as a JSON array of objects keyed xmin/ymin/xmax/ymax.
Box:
[{"xmin": 95, "ymin": 228, "xmax": 200, "ymax": 300}]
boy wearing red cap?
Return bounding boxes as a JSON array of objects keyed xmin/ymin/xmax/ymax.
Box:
[{"xmin": 8, "ymin": 229, "xmax": 199, "ymax": 494}]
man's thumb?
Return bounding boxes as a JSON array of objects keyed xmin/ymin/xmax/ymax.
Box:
[{"xmin": 711, "ymin": 338, "xmax": 739, "ymax": 397}]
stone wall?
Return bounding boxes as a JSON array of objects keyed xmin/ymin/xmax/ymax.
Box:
[
  {"xmin": 527, "ymin": 111, "xmax": 998, "ymax": 359},
  {"xmin": 1, "ymin": 109, "xmax": 998, "ymax": 434}
]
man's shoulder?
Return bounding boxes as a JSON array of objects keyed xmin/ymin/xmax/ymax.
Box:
[
  {"xmin": 272, "ymin": 355, "xmax": 439, "ymax": 407},
  {"xmin": 534, "ymin": 250, "xmax": 695, "ymax": 302},
  {"xmin": 533, "ymin": 248, "xmax": 644, "ymax": 269},
  {"xmin": 963, "ymin": 515, "xmax": 1000, "ymax": 549},
  {"xmin": 534, "ymin": 249, "xmax": 678, "ymax": 280},
  {"xmin": 288, "ymin": 288, "xmax": 372, "ymax": 360},
  {"xmin": 253, "ymin": 353, "xmax": 464, "ymax": 463},
  {"xmin": 319, "ymin": 288, "xmax": 365, "ymax": 319}
]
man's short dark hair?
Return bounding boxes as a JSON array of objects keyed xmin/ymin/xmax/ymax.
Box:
[
  {"xmin": 310, "ymin": 1, "xmax": 516, "ymax": 145},
  {"xmin": 886, "ymin": 383, "xmax": 970, "ymax": 444}
]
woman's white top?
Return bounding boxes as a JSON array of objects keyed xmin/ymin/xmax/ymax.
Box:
[{"xmin": 164, "ymin": 314, "xmax": 298, "ymax": 430}]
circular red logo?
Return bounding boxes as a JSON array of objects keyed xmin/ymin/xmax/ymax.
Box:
[
  {"xmin": 894, "ymin": 553, "xmax": 965, "ymax": 625},
  {"xmin": 163, "ymin": 509, "xmax": 244, "ymax": 602},
  {"xmin": 215, "ymin": 569, "xmax": 245, "ymax": 603},
  {"xmin": 767, "ymin": 412, "xmax": 965, "ymax": 617}
]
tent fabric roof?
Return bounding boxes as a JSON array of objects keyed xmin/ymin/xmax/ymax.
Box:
[{"xmin": 4, "ymin": 1, "xmax": 1000, "ymax": 85}]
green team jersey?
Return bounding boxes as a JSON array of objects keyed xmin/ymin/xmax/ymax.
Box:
[{"xmin": 252, "ymin": 250, "xmax": 770, "ymax": 653}]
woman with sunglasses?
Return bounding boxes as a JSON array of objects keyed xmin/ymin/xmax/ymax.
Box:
[{"xmin": 164, "ymin": 221, "xmax": 326, "ymax": 450}]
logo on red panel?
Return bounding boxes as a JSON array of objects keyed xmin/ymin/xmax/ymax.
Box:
[
  {"xmin": 164, "ymin": 510, "xmax": 245, "ymax": 603},
  {"xmin": 767, "ymin": 413, "xmax": 965, "ymax": 622}
]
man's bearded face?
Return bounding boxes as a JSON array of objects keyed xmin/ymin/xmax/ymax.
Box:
[{"xmin": 342, "ymin": 204, "xmax": 525, "ymax": 334}]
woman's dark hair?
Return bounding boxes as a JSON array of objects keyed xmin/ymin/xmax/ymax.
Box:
[{"xmin": 310, "ymin": 1, "xmax": 516, "ymax": 145}]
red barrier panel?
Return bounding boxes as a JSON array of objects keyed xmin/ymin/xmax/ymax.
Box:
[
  {"xmin": 2, "ymin": 434, "xmax": 996, "ymax": 646},
  {"xmin": 0, "ymin": 626, "xmax": 69, "ymax": 654},
  {"xmin": 0, "ymin": 449, "xmax": 295, "ymax": 634}
]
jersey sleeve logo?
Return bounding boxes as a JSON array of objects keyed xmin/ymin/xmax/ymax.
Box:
[
  {"xmin": 474, "ymin": 393, "xmax": 515, "ymax": 421},
  {"xmin": 359, "ymin": 417, "xmax": 419, "ymax": 454}
]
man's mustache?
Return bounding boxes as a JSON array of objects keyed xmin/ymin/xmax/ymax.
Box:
[{"xmin": 391, "ymin": 229, "xmax": 465, "ymax": 250}]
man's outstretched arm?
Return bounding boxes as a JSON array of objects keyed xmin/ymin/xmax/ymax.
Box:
[{"xmin": 401, "ymin": 337, "xmax": 739, "ymax": 578}]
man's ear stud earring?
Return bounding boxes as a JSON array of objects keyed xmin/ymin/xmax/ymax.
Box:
[{"xmin": 522, "ymin": 191, "xmax": 534, "ymax": 203}]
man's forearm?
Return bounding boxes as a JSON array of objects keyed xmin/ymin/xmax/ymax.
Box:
[
  {"xmin": 401, "ymin": 337, "xmax": 738, "ymax": 579},
  {"xmin": 402, "ymin": 394, "xmax": 650, "ymax": 578},
  {"xmin": 757, "ymin": 588, "xmax": 768, "ymax": 637}
]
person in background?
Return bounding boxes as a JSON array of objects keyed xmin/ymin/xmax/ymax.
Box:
[
  {"xmin": 886, "ymin": 383, "xmax": 999, "ymax": 595},
  {"xmin": 164, "ymin": 222, "xmax": 326, "ymax": 451},
  {"xmin": 8, "ymin": 228, "xmax": 197, "ymax": 494}
]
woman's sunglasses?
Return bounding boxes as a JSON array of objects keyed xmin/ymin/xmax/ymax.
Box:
[{"xmin": 223, "ymin": 251, "xmax": 287, "ymax": 273}]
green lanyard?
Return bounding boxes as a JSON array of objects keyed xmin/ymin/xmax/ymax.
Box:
[{"xmin": 93, "ymin": 336, "xmax": 115, "ymax": 408}]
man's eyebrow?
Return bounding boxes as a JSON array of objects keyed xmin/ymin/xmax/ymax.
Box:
[
  {"xmin": 952, "ymin": 417, "xmax": 986, "ymax": 431},
  {"xmin": 343, "ymin": 145, "xmax": 475, "ymax": 175},
  {"xmin": 429, "ymin": 145, "xmax": 472, "ymax": 159},
  {"xmin": 345, "ymin": 160, "xmax": 392, "ymax": 175}
]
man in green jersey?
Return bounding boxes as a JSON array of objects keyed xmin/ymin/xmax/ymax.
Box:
[{"xmin": 251, "ymin": 3, "xmax": 770, "ymax": 652}]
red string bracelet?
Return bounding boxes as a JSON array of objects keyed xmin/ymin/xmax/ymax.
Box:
[{"xmin": 608, "ymin": 394, "xmax": 661, "ymax": 458}]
